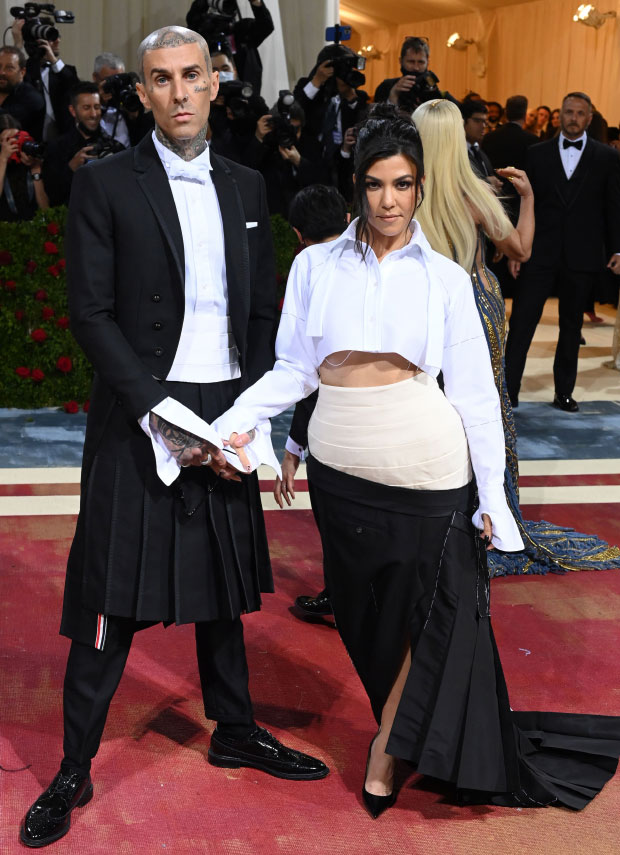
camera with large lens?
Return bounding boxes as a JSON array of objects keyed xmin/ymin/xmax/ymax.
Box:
[
  {"xmin": 10, "ymin": 3, "xmax": 74, "ymax": 59},
  {"xmin": 86, "ymin": 132, "xmax": 125, "ymax": 160},
  {"xmin": 219, "ymin": 79, "xmax": 261, "ymax": 136},
  {"xmin": 328, "ymin": 53, "xmax": 366, "ymax": 89},
  {"xmin": 196, "ymin": 0, "xmax": 238, "ymax": 47},
  {"xmin": 101, "ymin": 72, "xmax": 142, "ymax": 114},
  {"xmin": 263, "ymin": 91, "xmax": 298, "ymax": 150},
  {"xmin": 22, "ymin": 138, "xmax": 46, "ymax": 158},
  {"xmin": 397, "ymin": 69, "xmax": 440, "ymax": 112}
]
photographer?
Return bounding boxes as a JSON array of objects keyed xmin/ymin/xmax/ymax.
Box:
[
  {"xmin": 293, "ymin": 44, "xmax": 369, "ymax": 169},
  {"xmin": 249, "ymin": 98, "xmax": 327, "ymax": 217},
  {"xmin": 208, "ymin": 44, "xmax": 269, "ymax": 163},
  {"xmin": 12, "ymin": 15, "xmax": 78, "ymax": 139},
  {"xmin": 0, "ymin": 113, "xmax": 48, "ymax": 220},
  {"xmin": 0, "ymin": 46, "xmax": 45, "ymax": 139},
  {"xmin": 373, "ymin": 36, "xmax": 458, "ymax": 113},
  {"xmin": 42, "ymin": 81, "xmax": 124, "ymax": 206},
  {"xmin": 187, "ymin": 0, "xmax": 273, "ymax": 95},
  {"xmin": 92, "ymin": 53, "xmax": 153, "ymax": 148}
]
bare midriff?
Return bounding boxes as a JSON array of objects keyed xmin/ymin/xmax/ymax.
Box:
[{"xmin": 320, "ymin": 351, "xmax": 422, "ymax": 387}]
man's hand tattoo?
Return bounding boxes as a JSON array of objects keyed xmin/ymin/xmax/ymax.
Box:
[{"xmin": 151, "ymin": 413, "xmax": 207, "ymax": 463}]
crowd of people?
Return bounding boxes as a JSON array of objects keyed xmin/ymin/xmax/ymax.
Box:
[{"xmin": 4, "ymin": 9, "xmax": 620, "ymax": 850}]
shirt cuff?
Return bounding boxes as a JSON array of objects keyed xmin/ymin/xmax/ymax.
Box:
[
  {"xmin": 303, "ymin": 81, "xmax": 320, "ymax": 100},
  {"xmin": 51, "ymin": 58, "xmax": 65, "ymax": 72},
  {"xmin": 138, "ymin": 396, "xmax": 223, "ymax": 486},
  {"xmin": 285, "ymin": 435, "xmax": 306, "ymax": 461},
  {"xmin": 340, "ymin": 148, "xmax": 351, "ymax": 159},
  {"xmin": 472, "ymin": 483, "xmax": 524, "ymax": 552},
  {"xmin": 213, "ymin": 412, "xmax": 282, "ymax": 478}
]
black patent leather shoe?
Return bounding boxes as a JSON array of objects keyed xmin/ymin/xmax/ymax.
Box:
[
  {"xmin": 209, "ymin": 726, "xmax": 329, "ymax": 780},
  {"xmin": 553, "ymin": 394, "xmax": 579, "ymax": 412},
  {"xmin": 294, "ymin": 589, "xmax": 333, "ymax": 616},
  {"xmin": 20, "ymin": 770, "xmax": 93, "ymax": 848},
  {"xmin": 362, "ymin": 734, "xmax": 396, "ymax": 819}
]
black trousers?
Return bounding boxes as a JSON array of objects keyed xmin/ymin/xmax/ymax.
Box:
[
  {"xmin": 505, "ymin": 263, "xmax": 596, "ymax": 400},
  {"xmin": 61, "ymin": 616, "xmax": 254, "ymax": 775}
]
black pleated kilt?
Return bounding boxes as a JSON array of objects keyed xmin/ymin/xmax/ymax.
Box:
[
  {"xmin": 308, "ymin": 456, "xmax": 620, "ymax": 810},
  {"xmin": 61, "ymin": 379, "xmax": 273, "ymax": 645}
]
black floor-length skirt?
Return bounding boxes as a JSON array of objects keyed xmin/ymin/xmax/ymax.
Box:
[{"xmin": 308, "ymin": 456, "xmax": 620, "ymax": 810}]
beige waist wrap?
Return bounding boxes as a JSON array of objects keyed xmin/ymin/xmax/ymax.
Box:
[{"xmin": 308, "ymin": 374, "xmax": 472, "ymax": 490}]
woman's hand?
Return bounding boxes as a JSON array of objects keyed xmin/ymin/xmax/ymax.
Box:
[
  {"xmin": 480, "ymin": 513, "xmax": 495, "ymax": 551},
  {"xmin": 0, "ymin": 129, "xmax": 18, "ymax": 164},
  {"xmin": 273, "ymin": 449, "xmax": 300, "ymax": 508},
  {"xmin": 226, "ymin": 430, "xmax": 256, "ymax": 473},
  {"xmin": 496, "ymin": 166, "xmax": 532, "ymax": 199}
]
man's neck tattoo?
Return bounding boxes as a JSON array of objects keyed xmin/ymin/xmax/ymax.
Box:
[{"xmin": 155, "ymin": 122, "xmax": 209, "ymax": 162}]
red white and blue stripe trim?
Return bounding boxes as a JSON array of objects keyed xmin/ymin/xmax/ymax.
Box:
[{"xmin": 95, "ymin": 614, "xmax": 108, "ymax": 651}]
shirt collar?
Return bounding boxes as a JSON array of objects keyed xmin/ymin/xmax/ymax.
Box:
[
  {"xmin": 331, "ymin": 217, "xmax": 430, "ymax": 261},
  {"xmin": 152, "ymin": 129, "xmax": 212, "ymax": 175},
  {"xmin": 558, "ymin": 130, "xmax": 588, "ymax": 148}
]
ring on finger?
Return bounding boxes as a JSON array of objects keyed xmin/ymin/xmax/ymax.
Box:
[{"xmin": 200, "ymin": 453, "xmax": 212, "ymax": 466}]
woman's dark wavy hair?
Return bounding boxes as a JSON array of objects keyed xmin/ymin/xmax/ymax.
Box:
[{"xmin": 352, "ymin": 103, "xmax": 425, "ymax": 260}]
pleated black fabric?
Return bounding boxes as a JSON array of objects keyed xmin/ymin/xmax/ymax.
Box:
[{"xmin": 308, "ymin": 456, "xmax": 620, "ymax": 810}]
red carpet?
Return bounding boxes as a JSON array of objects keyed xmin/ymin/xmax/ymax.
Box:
[{"xmin": 1, "ymin": 505, "xmax": 620, "ymax": 854}]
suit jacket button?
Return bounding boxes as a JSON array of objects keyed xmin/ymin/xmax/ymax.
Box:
[
  {"xmin": 151, "ymin": 294, "xmax": 161, "ymax": 303},
  {"xmin": 154, "ymin": 347, "xmax": 163, "ymax": 357},
  {"xmin": 153, "ymin": 321, "xmax": 162, "ymax": 330}
]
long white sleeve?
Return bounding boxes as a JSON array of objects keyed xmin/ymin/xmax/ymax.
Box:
[{"xmin": 441, "ymin": 275, "xmax": 523, "ymax": 552}]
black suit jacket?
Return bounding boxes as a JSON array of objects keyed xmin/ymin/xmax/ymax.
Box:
[
  {"xmin": 525, "ymin": 137, "xmax": 620, "ymax": 271},
  {"xmin": 25, "ymin": 59, "xmax": 79, "ymax": 135},
  {"xmin": 66, "ymin": 134, "xmax": 277, "ymax": 481},
  {"xmin": 468, "ymin": 143, "xmax": 494, "ymax": 179},
  {"xmin": 482, "ymin": 122, "xmax": 538, "ymax": 171},
  {"xmin": 0, "ymin": 81, "xmax": 45, "ymax": 138}
]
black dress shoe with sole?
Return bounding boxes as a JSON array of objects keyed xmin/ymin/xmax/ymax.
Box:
[
  {"xmin": 209, "ymin": 726, "xmax": 329, "ymax": 780},
  {"xmin": 553, "ymin": 394, "xmax": 579, "ymax": 412},
  {"xmin": 294, "ymin": 589, "xmax": 333, "ymax": 616},
  {"xmin": 20, "ymin": 770, "xmax": 93, "ymax": 848}
]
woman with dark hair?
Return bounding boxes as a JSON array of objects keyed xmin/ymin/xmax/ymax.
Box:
[
  {"xmin": 215, "ymin": 106, "xmax": 620, "ymax": 816},
  {"xmin": 0, "ymin": 113, "xmax": 49, "ymax": 221}
]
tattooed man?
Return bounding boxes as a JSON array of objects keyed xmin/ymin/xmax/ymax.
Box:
[{"xmin": 20, "ymin": 26, "xmax": 327, "ymax": 849}]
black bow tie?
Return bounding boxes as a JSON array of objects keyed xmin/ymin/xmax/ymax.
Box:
[{"xmin": 563, "ymin": 139, "xmax": 583, "ymax": 150}]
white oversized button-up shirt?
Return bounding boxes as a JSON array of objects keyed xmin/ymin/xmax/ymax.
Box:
[{"xmin": 215, "ymin": 218, "xmax": 524, "ymax": 552}]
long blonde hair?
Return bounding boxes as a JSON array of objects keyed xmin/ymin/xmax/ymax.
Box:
[{"xmin": 412, "ymin": 99, "xmax": 512, "ymax": 272}]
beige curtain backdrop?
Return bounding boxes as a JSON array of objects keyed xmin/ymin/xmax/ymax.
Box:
[{"xmin": 342, "ymin": 0, "xmax": 620, "ymax": 124}]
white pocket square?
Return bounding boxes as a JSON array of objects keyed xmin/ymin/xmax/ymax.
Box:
[{"xmin": 246, "ymin": 221, "xmax": 258, "ymax": 229}]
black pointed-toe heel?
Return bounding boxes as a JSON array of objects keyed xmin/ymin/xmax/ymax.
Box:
[{"xmin": 362, "ymin": 734, "xmax": 396, "ymax": 819}]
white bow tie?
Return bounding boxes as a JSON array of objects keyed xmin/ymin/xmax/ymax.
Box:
[{"xmin": 166, "ymin": 159, "xmax": 212, "ymax": 184}]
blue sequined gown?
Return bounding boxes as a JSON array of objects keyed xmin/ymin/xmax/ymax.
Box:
[{"xmin": 471, "ymin": 237, "xmax": 620, "ymax": 576}]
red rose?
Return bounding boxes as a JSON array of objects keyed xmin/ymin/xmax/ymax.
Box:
[
  {"xmin": 15, "ymin": 310, "xmax": 24, "ymax": 321},
  {"xmin": 47, "ymin": 264, "xmax": 60, "ymax": 277},
  {"xmin": 0, "ymin": 250, "xmax": 13, "ymax": 265},
  {"xmin": 83, "ymin": 400, "xmax": 90, "ymax": 413},
  {"xmin": 56, "ymin": 316, "xmax": 70, "ymax": 329},
  {"xmin": 25, "ymin": 260, "xmax": 37, "ymax": 274},
  {"xmin": 15, "ymin": 366, "xmax": 30, "ymax": 378},
  {"xmin": 44, "ymin": 241, "xmax": 59, "ymax": 255},
  {"xmin": 56, "ymin": 356, "xmax": 72, "ymax": 373},
  {"xmin": 42, "ymin": 306, "xmax": 55, "ymax": 320},
  {"xmin": 46, "ymin": 222, "xmax": 60, "ymax": 235},
  {"xmin": 31, "ymin": 368, "xmax": 45, "ymax": 382},
  {"xmin": 4, "ymin": 280, "xmax": 16, "ymax": 291},
  {"xmin": 35, "ymin": 289, "xmax": 47, "ymax": 301},
  {"xmin": 30, "ymin": 328, "xmax": 47, "ymax": 342},
  {"xmin": 63, "ymin": 400, "xmax": 79, "ymax": 414},
  {"xmin": 57, "ymin": 258, "xmax": 66, "ymax": 269}
]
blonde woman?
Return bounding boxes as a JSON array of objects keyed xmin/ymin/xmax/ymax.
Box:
[{"xmin": 413, "ymin": 98, "xmax": 620, "ymax": 575}]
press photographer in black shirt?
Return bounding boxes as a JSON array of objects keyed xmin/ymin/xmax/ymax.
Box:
[
  {"xmin": 373, "ymin": 36, "xmax": 457, "ymax": 113},
  {"xmin": 42, "ymin": 81, "xmax": 124, "ymax": 206},
  {"xmin": 186, "ymin": 0, "xmax": 273, "ymax": 95}
]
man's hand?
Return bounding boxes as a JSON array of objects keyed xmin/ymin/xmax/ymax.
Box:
[
  {"xmin": 388, "ymin": 75, "xmax": 417, "ymax": 105},
  {"xmin": 311, "ymin": 60, "xmax": 334, "ymax": 89},
  {"xmin": 0, "ymin": 129, "xmax": 18, "ymax": 163},
  {"xmin": 150, "ymin": 413, "xmax": 227, "ymax": 469},
  {"xmin": 255, "ymin": 114, "xmax": 271, "ymax": 142},
  {"xmin": 68, "ymin": 145, "xmax": 97, "ymax": 172},
  {"xmin": 273, "ymin": 449, "xmax": 300, "ymax": 508},
  {"xmin": 279, "ymin": 145, "xmax": 301, "ymax": 167},
  {"xmin": 37, "ymin": 39, "xmax": 58, "ymax": 65},
  {"xmin": 508, "ymin": 259, "xmax": 521, "ymax": 279},
  {"xmin": 11, "ymin": 18, "xmax": 24, "ymax": 49},
  {"xmin": 607, "ymin": 254, "xmax": 620, "ymax": 275},
  {"xmin": 480, "ymin": 513, "xmax": 495, "ymax": 551}
]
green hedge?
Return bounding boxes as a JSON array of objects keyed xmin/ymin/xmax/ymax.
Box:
[{"xmin": 0, "ymin": 208, "xmax": 299, "ymax": 410}]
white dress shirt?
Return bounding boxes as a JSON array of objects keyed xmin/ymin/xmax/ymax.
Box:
[
  {"xmin": 559, "ymin": 131, "xmax": 587, "ymax": 179},
  {"xmin": 215, "ymin": 219, "xmax": 524, "ymax": 552},
  {"xmin": 100, "ymin": 106, "xmax": 130, "ymax": 148}
]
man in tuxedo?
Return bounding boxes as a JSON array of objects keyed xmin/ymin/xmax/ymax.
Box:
[
  {"xmin": 505, "ymin": 91, "xmax": 620, "ymax": 412},
  {"xmin": 20, "ymin": 25, "xmax": 327, "ymax": 850}
]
